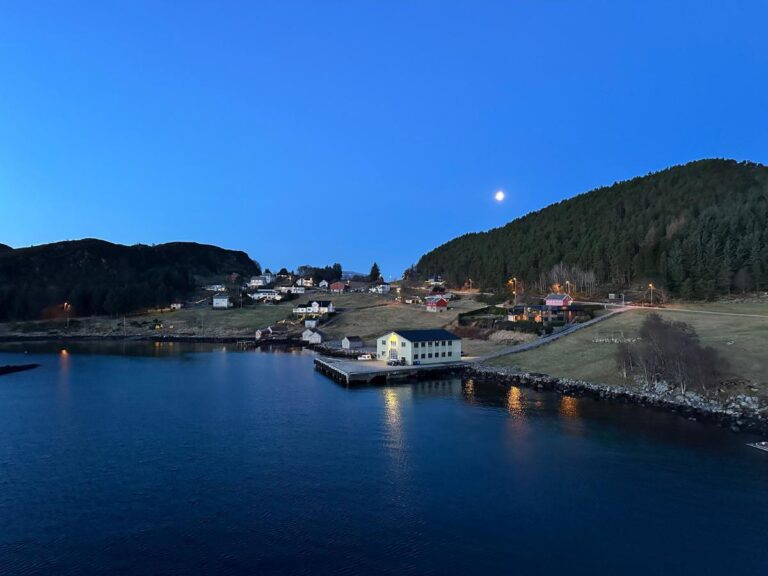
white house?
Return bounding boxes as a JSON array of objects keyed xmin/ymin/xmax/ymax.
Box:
[
  {"xmin": 304, "ymin": 318, "xmax": 320, "ymax": 328},
  {"xmin": 278, "ymin": 286, "xmax": 305, "ymax": 295},
  {"xmin": 249, "ymin": 289, "xmax": 282, "ymax": 302},
  {"xmin": 376, "ymin": 329, "xmax": 461, "ymax": 365},
  {"xmin": 370, "ymin": 283, "xmax": 391, "ymax": 294},
  {"xmin": 302, "ymin": 328, "xmax": 324, "ymax": 344},
  {"xmin": 204, "ymin": 284, "xmax": 226, "ymax": 292},
  {"xmin": 212, "ymin": 296, "xmax": 231, "ymax": 309},
  {"xmin": 249, "ymin": 273, "xmax": 276, "ymax": 288},
  {"xmin": 292, "ymin": 300, "xmax": 335, "ymax": 316},
  {"xmin": 342, "ymin": 336, "xmax": 364, "ymax": 350},
  {"xmin": 318, "ymin": 280, "xmax": 329, "ymax": 289},
  {"xmin": 296, "ymin": 277, "xmax": 315, "ymax": 288},
  {"xmin": 170, "ymin": 303, "xmax": 183, "ymax": 310}
]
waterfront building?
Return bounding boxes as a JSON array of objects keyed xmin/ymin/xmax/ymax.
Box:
[
  {"xmin": 376, "ymin": 329, "xmax": 461, "ymax": 365},
  {"xmin": 342, "ymin": 336, "xmax": 364, "ymax": 350}
]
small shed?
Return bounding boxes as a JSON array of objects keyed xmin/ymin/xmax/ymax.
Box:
[
  {"xmin": 302, "ymin": 328, "xmax": 324, "ymax": 344},
  {"xmin": 304, "ymin": 318, "xmax": 320, "ymax": 328},
  {"xmin": 212, "ymin": 296, "xmax": 231, "ymax": 309},
  {"xmin": 342, "ymin": 336, "xmax": 364, "ymax": 350}
]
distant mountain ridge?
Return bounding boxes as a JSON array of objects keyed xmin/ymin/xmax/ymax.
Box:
[
  {"xmin": 413, "ymin": 159, "xmax": 768, "ymax": 299},
  {"xmin": 0, "ymin": 239, "xmax": 260, "ymax": 320}
]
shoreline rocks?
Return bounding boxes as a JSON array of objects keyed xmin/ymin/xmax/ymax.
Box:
[{"xmin": 466, "ymin": 364, "xmax": 768, "ymax": 434}]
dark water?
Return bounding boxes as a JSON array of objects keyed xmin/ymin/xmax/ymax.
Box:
[{"xmin": 1, "ymin": 344, "xmax": 767, "ymax": 575}]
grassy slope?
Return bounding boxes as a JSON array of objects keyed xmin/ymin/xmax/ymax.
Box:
[
  {"xmin": 489, "ymin": 303, "xmax": 768, "ymax": 393},
  {"xmin": 0, "ymin": 292, "xmax": 505, "ymax": 353}
]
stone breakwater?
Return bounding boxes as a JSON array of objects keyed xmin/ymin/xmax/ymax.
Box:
[{"xmin": 467, "ymin": 365, "xmax": 768, "ymax": 434}]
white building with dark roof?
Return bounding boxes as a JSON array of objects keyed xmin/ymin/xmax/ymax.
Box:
[{"xmin": 376, "ymin": 329, "xmax": 461, "ymax": 365}]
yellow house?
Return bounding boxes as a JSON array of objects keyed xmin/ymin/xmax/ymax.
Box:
[{"xmin": 376, "ymin": 329, "xmax": 462, "ymax": 365}]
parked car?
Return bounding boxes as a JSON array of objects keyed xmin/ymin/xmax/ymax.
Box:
[
  {"xmin": 357, "ymin": 354, "xmax": 373, "ymax": 361},
  {"xmin": 387, "ymin": 360, "xmax": 400, "ymax": 366}
]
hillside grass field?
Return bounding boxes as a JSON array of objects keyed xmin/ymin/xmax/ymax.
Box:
[
  {"xmin": 488, "ymin": 302, "xmax": 768, "ymax": 394},
  {"xmin": 0, "ymin": 291, "xmax": 507, "ymax": 354}
]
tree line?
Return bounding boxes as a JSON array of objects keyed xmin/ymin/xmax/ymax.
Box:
[
  {"xmin": 413, "ymin": 159, "xmax": 768, "ymax": 299},
  {"xmin": 0, "ymin": 239, "xmax": 259, "ymax": 320}
]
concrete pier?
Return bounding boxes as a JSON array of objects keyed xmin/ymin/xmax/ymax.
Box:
[{"xmin": 314, "ymin": 356, "xmax": 467, "ymax": 385}]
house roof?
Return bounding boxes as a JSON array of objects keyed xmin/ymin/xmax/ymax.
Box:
[
  {"xmin": 298, "ymin": 300, "xmax": 333, "ymax": 307},
  {"xmin": 388, "ymin": 329, "xmax": 460, "ymax": 342},
  {"xmin": 545, "ymin": 293, "xmax": 572, "ymax": 301},
  {"xmin": 269, "ymin": 324, "xmax": 290, "ymax": 333},
  {"xmin": 344, "ymin": 336, "xmax": 363, "ymax": 343},
  {"xmin": 427, "ymin": 298, "xmax": 448, "ymax": 306}
]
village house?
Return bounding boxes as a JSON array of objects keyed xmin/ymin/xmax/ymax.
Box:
[
  {"xmin": 212, "ymin": 296, "xmax": 231, "ymax": 309},
  {"xmin": 342, "ymin": 336, "xmax": 364, "ymax": 350},
  {"xmin": 296, "ymin": 277, "xmax": 315, "ymax": 288},
  {"xmin": 330, "ymin": 281, "xmax": 347, "ymax": 294},
  {"xmin": 304, "ymin": 318, "xmax": 320, "ymax": 328},
  {"xmin": 376, "ymin": 329, "xmax": 462, "ymax": 365},
  {"xmin": 370, "ymin": 283, "xmax": 391, "ymax": 294},
  {"xmin": 248, "ymin": 273, "xmax": 276, "ymax": 288},
  {"xmin": 170, "ymin": 303, "xmax": 183, "ymax": 310},
  {"xmin": 302, "ymin": 328, "xmax": 324, "ymax": 344},
  {"xmin": 318, "ymin": 280, "xmax": 329, "ymax": 290},
  {"xmin": 425, "ymin": 296, "xmax": 448, "ymax": 312},
  {"xmin": 545, "ymin": 293, "xmax": 574, "ymax": 307},
  {"xmin": 204, "ymin": 284, "xmax": 226, "ymax": 292},
  {"xmin": 278, "ymin": 285, "xmax": 305, "ymax": 295},
  {"xmin": 292, "ymin": 300, "xmax": 335, "ymax": 316},
  {"xmin": 249, "ymin": 289, "xmax": 282, "ymax": 302}
]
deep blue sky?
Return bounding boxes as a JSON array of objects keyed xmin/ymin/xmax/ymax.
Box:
[{"xmin": 2, "ymin": 2, "xmax": 766, "ymax": 278}]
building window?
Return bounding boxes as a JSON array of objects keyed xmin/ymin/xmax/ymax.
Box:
[
  {"xmin": 421, "ymin": 353, "xmax": 425, "ymax": 359},
  {"xmin": 402, "ymin": 342, "xmax": 406, "ymax": 347},
  {"xmin": 441, "ymin": 352, "xmax": 446, "ymax": 357},
  {"xmin": 428, "ymin": 353, "xmax": 432, "ymax": 358}
]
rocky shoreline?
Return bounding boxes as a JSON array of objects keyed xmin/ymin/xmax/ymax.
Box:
[{"xmin": 467, "ymin": 365, "xmax": 768, "ymax": 435}]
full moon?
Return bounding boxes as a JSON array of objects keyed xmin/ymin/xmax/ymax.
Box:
[{"xmin": 494, "ymin": 190, "xmax": 505, "ymax": 202}]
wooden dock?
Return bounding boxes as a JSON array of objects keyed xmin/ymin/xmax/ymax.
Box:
[{"xmin": 314, "ymin": 356, "xmax": 467, "ymax": 385}]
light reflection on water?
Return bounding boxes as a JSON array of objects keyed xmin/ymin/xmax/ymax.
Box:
[{"xmin": 0, "ymin": 345, "xmax": 766, "ymax": 575}]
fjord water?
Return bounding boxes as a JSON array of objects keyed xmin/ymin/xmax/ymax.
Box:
[{"xmin": 1, "ymin": 345, "xmax": 766, "ymax": 575}]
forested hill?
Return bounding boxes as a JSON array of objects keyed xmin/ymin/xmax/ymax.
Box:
[
  {"xmin": 413, "ymin": 159, "xmax": 768, "ymax": 299},
  {"xmin": 0, "ymin": 239, "xmax": 260, "ymax": 320}
]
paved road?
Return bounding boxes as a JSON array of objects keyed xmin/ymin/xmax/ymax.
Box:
[
  {"xmin": 473, "ymin": 300, "xmax": 768, "ymax": 364},
  {"xmin": 576, "ymin": 300, "xmax": 768, "ymax": 320},
  {"xmin": 473, "ymin": 307, "xmax": 628, "ymax": 363}
]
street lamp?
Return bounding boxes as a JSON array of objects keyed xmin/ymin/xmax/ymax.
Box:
[
  {"xmin": 565, "ymin": 280, "xmax": 572, "ymax": 295},
  {"xmin": 648, "ymin": 283, "xmax": 654, "ymax": 306},
  {"xmin": 63, "ymin": 302, "xmax": 71, "ymax": 328}
]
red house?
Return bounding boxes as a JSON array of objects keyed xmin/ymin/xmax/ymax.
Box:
[
  {"xmin": 544, "ymin": 293, "xmax": 573, "ymax": 307},
  {"xmin": 426, "ymin": 297, "xmax": 448, "ymax": 313},
  {"xmin": 330, "ymin": 281, "xmax": 348, "ymax": 294}
]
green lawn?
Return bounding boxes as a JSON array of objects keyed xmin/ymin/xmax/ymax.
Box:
[{"xmin": 489, "ymin": 304, "xmax": 768, "ymax": 390}]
